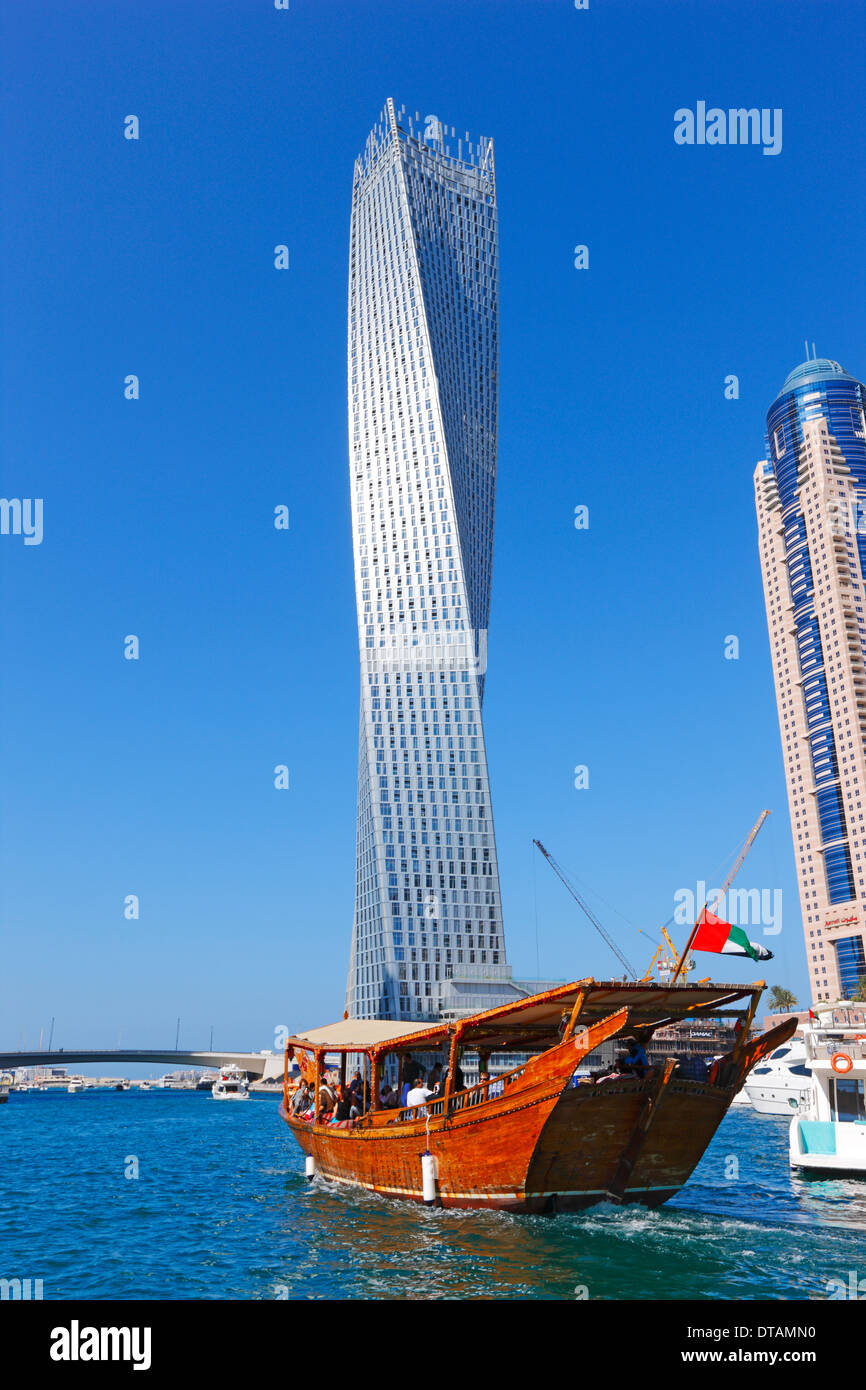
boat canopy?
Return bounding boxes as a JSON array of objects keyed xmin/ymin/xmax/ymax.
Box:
[
  {"xmin": 284, "ymin": 977, "xmax": 762, "ymax": 1058},
  {"xmin": 287, "ymin": 1019, "xmax": 436, "ymax": 1049}
]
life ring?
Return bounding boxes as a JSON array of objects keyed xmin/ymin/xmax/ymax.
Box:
[{"xmin": 831, "ymin": 1052, "xmax": 853, "ymax": 1074}]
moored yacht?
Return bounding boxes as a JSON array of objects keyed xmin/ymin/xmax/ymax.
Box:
[
  {"xmin": 212, "ymin": 1065, "xmax": 250, "ymax": 1101},
  {"xmin": 0, "ymin": 1072, "xmax": 12, "ymax": 1104},
  {"xmin": 790, "ymin": 1021, "xmax": 866, "ymax": 1175},
  {"xmin": 744, "ymin": 1036, "xmax": 811, "ymax": 1115}
]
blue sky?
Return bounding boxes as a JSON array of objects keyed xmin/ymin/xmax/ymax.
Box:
[{"xmin": 2, "ymin": 0, "xmax": 864, "ymax": 1065}]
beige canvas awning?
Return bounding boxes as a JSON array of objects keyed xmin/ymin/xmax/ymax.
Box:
[{"xmin": 287, "ymin": 1018, "xmax": 446, "ymax": 1051}]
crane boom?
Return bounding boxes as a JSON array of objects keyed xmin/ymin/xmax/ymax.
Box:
[
  {"xmin": 533, "ymin": 840, "xmax": 637, "ymax": 980},
  {"xmin": 707, "ymin": 810, "xmax": 771, "ymax": 917},
  {"xmin": 671, "ymin": 809, "xmax": 771, "ymax": 983}
]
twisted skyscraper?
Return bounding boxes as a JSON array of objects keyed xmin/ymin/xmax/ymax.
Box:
[
  {"xmin": 755, "ymin": 353, "xmax": 866, "ymax": 1004},
  {"xmin": 345, "ymin": 101, "xmax": 518, "ymax": 1023}
]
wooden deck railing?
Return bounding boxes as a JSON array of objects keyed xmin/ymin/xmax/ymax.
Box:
[{"xmin": 393, "ymin": 1061, "xmax": 527, "ymax": 1124}]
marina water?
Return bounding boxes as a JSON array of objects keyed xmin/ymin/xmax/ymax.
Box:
[{"xmin": 2, "ymin": 1089, "xmax": 865, "ymax": 1300}]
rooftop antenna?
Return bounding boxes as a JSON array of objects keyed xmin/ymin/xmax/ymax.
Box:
[
  {"xmin": 812, "ymin": 341, "xmax": 817, "ymax": 359},
  {"xmin": 804, "ymin": 339, "xmax": 809, "ymax": 359}
]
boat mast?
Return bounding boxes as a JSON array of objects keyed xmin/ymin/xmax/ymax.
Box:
[{"xmin": 671, "ymin": 809, "xmax": 771, "ymax": 984}]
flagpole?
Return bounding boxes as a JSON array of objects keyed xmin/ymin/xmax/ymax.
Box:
[{"xmin": 671, "ymin": 902, "xmax": 705, "ymax": 985}]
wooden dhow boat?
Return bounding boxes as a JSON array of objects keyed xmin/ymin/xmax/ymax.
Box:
[{"xmin": 279, "ymin": 976, "xmax": 796, "ymax": 1213}]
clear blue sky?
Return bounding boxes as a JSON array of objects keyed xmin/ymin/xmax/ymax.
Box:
[{"xmin": 2, "ymin": 0, "xmax": 864, "ymax": 1062}]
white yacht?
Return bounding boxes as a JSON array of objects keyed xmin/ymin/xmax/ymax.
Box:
[
  {"xmin": 743, "ymin": 1036, "xmax": 811, "ymax": 1115},
  {"xmin": 212, "ymin": 1065, "xmax": 250, "ymax": 1101},
  {"xmin": 0, "ymin": 1072, "xmax": 12, "ymax": 1104},
  {"xmin": 790, "ymin": 1021, "xmax": 866, "ymax": 1175},
  {"xmin": 67, "ymin": 1079, "xmax": 85, "ymax": 1093}
]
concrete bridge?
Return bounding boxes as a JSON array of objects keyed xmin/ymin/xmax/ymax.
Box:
[{"xmin": 0, "ymin": 1049, "xmax": 285, "ymax": 1080}]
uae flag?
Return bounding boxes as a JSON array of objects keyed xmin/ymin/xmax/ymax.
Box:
[{"xmin": 692, "ymin": 908, "xmax": 773, "ymax": 962}]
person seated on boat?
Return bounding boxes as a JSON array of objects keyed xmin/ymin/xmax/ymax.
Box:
[
  {"xmin": 474, "ymin": 1070, "xmax": 491, "ymax": 1103},
  {"xmin": 316, "ymin": 1078, "xmax": 336, "ymax": 1124},
  {"xmin": 400, "ymin": 1061, "xmax": 423, "ymax": 1106},
  {"xmin": 428, "ymin": 1062, "xmax": 443, "ymax": 1093},
  {"xmin": 380, "ymin": 1081, "xmax": 400, "ymax": 1109},
  {"xmin": 290, "ymin": 1080, "xmax": 312, "ymax": 1116},
  {"xmin": 330, "ymin": 1085, "xmax": 354, "ymax": 1126},
  {"xmin": 674, "ymin": 1053, "xmax": 709, "ymax": 1083},
  {"xmin": 405, "ymin": 1076, "xmax": 433, "ymax": 1112},
  {"xmin": 617, "ymin": 1036, "xmax": 649, "ymax": 1079},
  {"xmin": 349, "ymin": 1084, "xmax": 368, "ymax": 1122}
]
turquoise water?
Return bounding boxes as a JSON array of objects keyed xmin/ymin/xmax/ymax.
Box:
[{"xmin": 2, "ymin": 1090, "xmax": 865, "ymax": 1300}]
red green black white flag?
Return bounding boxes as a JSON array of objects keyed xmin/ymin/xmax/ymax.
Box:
[{"xmin": 692, "ymin": 907, "xmax": 773, "ymax": 962}]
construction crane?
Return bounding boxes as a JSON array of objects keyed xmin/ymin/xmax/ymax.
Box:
[
  {"xmin": 671, "ymin": 809, "xmax": 771, "ymax": 983},
  {"xmin": 640, "ymin": 926, "xmax": 695, "ymax": 984},
  {"xmin": 533, "ymin": 839, "xmax": 637, "ymax": 980}
]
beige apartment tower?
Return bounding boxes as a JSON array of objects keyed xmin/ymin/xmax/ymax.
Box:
[{"xmin": 755, "ymin": 355, "xmax": 866, "ymax": 1004}]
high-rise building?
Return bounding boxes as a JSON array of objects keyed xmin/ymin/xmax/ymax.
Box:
[
  {"xmin": 755, "ymin": 353, "xmax": 866, "ymax": 1003},
  {"xmin": 344, "ymin": 100, "xmax": 523, "ymax": 1023}
]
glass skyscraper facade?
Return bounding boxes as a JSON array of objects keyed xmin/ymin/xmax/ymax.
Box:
[
  {"xmin": 755, "ymin": 355, "xmax": 866, "ymax": 1003},
  {"xmin": 344, "ymin": 101, "xmax": 522, "ymax": 1023}
]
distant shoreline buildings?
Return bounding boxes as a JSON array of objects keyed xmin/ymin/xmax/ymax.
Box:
[{"xmin": 755, "ymin": 352, "xmax": 866, "ymax": 1003}]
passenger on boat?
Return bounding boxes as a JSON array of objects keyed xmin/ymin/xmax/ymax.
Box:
[
  {"xmin": 317, "ymin": 1079, "xmax": 336, "ymax": 1124},
  {"xmin": 428, "ymin": 1063, "xmax": 443, "ymax": 1093},
  {"xmin": 405, "ymin": 1078, "xmax": 433, "ymax": 1112},
  {"xmin": 290, "ymin": 1080, "xmax": 312, "ymax": 1116},
  {"xmin": 674, "ymin": 1054, "xmax": 709, "ymax": 1082},
  {"xmin": 380, "ymin": 1081, "xmax": 400, "ymax": 1108},
  {"xmin": 618, "ymin": 1036, "xmax": 649, "ymax": 1079},
  {"xmin": 330, "ymin": 1085, "xmax": 354, "ymax": 1126},
  {"xmin": 400, "ymin": 1060, "xmax": 425, "ymax": 1104}
]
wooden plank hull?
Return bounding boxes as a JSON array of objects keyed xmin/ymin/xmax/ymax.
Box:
[{"xmin": 281, "ymin": 1073, "xmax": 735, "ymax": 1214}]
